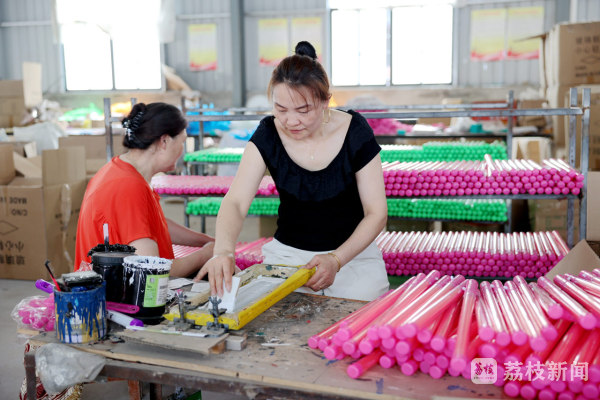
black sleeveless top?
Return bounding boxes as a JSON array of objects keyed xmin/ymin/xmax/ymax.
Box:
[{"xmin": 249, "ymin": 110, "xmax": 381, "ymax": 251}]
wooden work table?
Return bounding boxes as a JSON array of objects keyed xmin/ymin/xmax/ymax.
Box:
[{"xmin": 25, "ymin": 292, "xmax": 508, "ymax": 400}]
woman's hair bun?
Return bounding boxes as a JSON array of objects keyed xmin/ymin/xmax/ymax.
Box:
[{"xmin": 295, "ymin": 41, "xmax": 317, "ymax": 60}]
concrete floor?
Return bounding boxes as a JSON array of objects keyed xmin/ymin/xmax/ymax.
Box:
[{"xmin": 1, "ymin": 200, "xmax": 271, "ymax": 399}]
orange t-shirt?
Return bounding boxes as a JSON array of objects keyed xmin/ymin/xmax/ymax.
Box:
[{"xmin": 74, "ymin": 157, "xmax": 174, "ymax": 270}]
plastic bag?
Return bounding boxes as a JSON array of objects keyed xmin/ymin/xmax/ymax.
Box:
[
  {"xmin": 12, "ymin": 295, "xmax": 55, "ymax": 332},
  {"xmin": 36, "ymin": 343, "xmax": 106, "ymax": 394}
]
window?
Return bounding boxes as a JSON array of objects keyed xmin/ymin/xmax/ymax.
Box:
[
  {"xmin": 56, "ymin": 0, "xmax": 162, "ymax": 91},
  {"xmin": 330, "ymin": 1, "xmax": 453, "ymax": 86}
]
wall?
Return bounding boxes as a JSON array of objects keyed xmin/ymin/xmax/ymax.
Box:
[{"xmin": 1, "ymin": 0, "xmax": 600, "ymax": 107}]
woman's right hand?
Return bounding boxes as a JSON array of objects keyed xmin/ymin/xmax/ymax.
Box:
[{"xmin": 194, "ymin": 254, "xmax": 238, "ymax": 297}]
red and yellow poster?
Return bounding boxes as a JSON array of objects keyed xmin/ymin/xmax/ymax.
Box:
[
  {"xmin": 470, "ymin": 9, "xmax": 506, "ymax": 61},
  {"xmin": 259, "ymin": 18, "xmax": 288, "ymax": 66},
  {"xmin": 506, "ymin": 7, "xmax": 544, "ymax": 60},
  {"xmin": 188, "ymin": 24, "xmax": 217, "ymax": 71}
]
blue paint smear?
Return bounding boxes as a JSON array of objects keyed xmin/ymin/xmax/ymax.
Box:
[
  {"xmin": 447, "ymin": 385, "xmax": 468, "ymax": 391},
  {"xmin": 270, "ymin": 350, "xmax": 275, "ymax": 356},
  {"xmin": 326, "ymin": 359, "xmax": 338, "ymax": 366},
  {"xmin": 55, "ymin": 283, "xmax": 106, "ymax": 343},
  {"xmin": 375, "ymin": 378, "xmax": 384, "ymax": 394}
]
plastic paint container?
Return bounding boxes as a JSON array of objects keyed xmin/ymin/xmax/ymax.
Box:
[
  {"xmin": 54, "ymin": 282, "xmax": 107, "ymax": 344},
  {"xmin": 89, "ymin": 244, "xmax": 136, "ymax": 303},
  {"xmin": 122, "ymin": 256, "xmax": 171, "ymax": 324}
]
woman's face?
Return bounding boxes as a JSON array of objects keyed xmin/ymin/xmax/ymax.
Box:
[
  {"xmin": 162, "ymin": 129, "xmax": 187, "ymax": 171},
  {"xmin": 272, "ymin": 84, "xmax": 326, "ymax": 140}
]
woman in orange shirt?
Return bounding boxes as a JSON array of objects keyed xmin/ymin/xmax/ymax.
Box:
[{"xmin": 74, "ymin": 102, "xmax": 214, "ymax": 277}]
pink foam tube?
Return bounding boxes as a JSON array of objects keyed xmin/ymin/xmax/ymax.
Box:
[
  {"xmin": 504, "ymin": 380, "xmax": 522, "ymax": 397},
  {"xmin": 554, "ymin": 275, "xmax": 600, "ymax": 324},
  {"xmin": 527, "ymin": 319, "xmax": 572, "ymax": 367},
  {"xmin": 568, "ymin": 273, "xmax": 600, "ymax": 297},
  {"xmin": 490, "ymin": 280, "xmax": 528, "ymax": 346},
  {"xmin": 346, "ymin": 349, "xmax": 384, "ymax": 379},
  {"xmin": 309, "ymin": 287, "xmax": 391, "ymax": 348},
  {"xmin": 513, "ymin": 276, "xmax": 557, "ymax": 341},
  {"xmin": 394, "ymin": 336, "xmax": 417, "ymax": 356},
  {"xmin": 589, "ymin": 346, "xmax": 600, "ymax": 382},
  {"xmin": 578, "ymin": 270, "xmax": 600, "ymax": 285},
  {"xmin": 475, "ymin": 295, "xmax": 495, "ymax": 341},
  {"xmin": 504, "ymin": 281, "xmax": 548, "ymax": 351},
  {"xmin": 417, "ymin": 317, "xmax": 441, "ymax": 344},
  {"xmin": 378, "ymin": 353, "xmax": 396, "ymax": 369},
  {"xmin": 450, "ymin": 279, "xmax": 478, "ymax": 373},
  {"xmin": 479, "ymin": 281, "xmax": 511, "ymax": 346},
  {"xmin": 530, "ymin": 282, "xmax": 564, "ymax": 319},
  {"xmin": 398, "ymin": 277, "xmax": 467, "ymax": 338},
  {"xmin": 520, "ymin": 383, "xmax": 538, "ymax": 399},
  {"xmin": 430, "ymin": 299, "xmax": 461, "ymax": 352},
  {"xmin": 545, "ymin": 323, "xmax": 585, "ymax": 374},
  {"xmin": 377, "ymin": 271, "xmax": 442, "ymax": 340},
  {"xmin": 335, "ymin": 283, "xmax": 411, "ymax": 342},
  {"xmin": 323, "ymin": 344, "xmax": 343, "ymax": 360},
  {"xmin": 537, "ymin": 277, "xmax": 597, "ymax": 329},
  {"xmin": 400, "ymin": 359, "xmax": 418, "ymax": 376}
]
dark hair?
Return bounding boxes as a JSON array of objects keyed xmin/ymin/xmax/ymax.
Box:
[
  {"xmin": 268, "ymin": 41, "xmax": 331, "ymax": 104},
  {"xmin": 122, "ymin": 102, "xmax": 187, "ymax": 149}
]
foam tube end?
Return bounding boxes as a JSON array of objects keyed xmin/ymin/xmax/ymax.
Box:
[{"xmin": 347, "ymin": 363, "xmax": 363, "ymax": 379}]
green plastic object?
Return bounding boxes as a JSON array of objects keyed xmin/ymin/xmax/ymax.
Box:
[
  {"xmin": 386, "ymin": 199, "xmax": 507, "ymax": 222},
  {"xmin": 59, "ymin": 103, "xmax": 103, "ymax": 121}
]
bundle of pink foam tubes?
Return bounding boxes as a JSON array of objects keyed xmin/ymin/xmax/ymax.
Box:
[
  {"xmin": 151, "ymin": 175, "xmax": 278, "ymax": 196},
  {"xmin": 382, "ymin": 157, "xmax": 584, "ymax": 197},
  {"xmin": 376, "ymin": 230, "xmax": 568, "ymax": 278},
  {"xmin": 308, "ymin": 269, "xmax": 600, "ymax": 399}
]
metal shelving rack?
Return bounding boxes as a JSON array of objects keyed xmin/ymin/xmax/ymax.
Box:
[{"xmin": 103, "ymin": 89, "xmax": 591, "ymax": 248}]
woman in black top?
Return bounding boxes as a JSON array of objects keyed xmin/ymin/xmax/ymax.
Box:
[{"xmin": 195, "ymin": 41, "xmax": 389, "ymax": 301}]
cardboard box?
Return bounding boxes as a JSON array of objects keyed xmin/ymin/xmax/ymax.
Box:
[
  {"xmin": 418, "ymin": 98, "xmax": 462, "ymax": 126},
  {"xmin": 517, "ymin": 99, "xmax": 547, "ymax": 127},
  {"xmin": 545, "ymin": 239, "xmax": 600, "ymax": 279},
  {"xmin": 545, "ymin": 84, "xmax": 570, "ymax": 147},
  {"xmin": 560, "ymin": 85, "xmax": 600, "ymax": 170},
  {"xmin": 514, "ymin": 137, "xmax": 552, "ymax": 164},
  {"xmin": 0, "ymin": 144, "xmax": 86, "ymax": 280},
  {"xmin": 539, "ymin": 22, "xmax": 600, "ymax": 88},
  {"xmin": 0, "ymin": 80, "xmax": 26, "ymax": 128},
  {"xmin": 528, "ymin": 199, "xmax": 579, "ymax": 244},
  {"xmin": 587, "ymin": 172, "xmax": 600, "ymax": 241},
  {"xmin": 0, "ymin": 62, "xmax": 42, "ymax": 128},
  {"xmin": 59, "ymin": 135, "xmax": 126, "ymax": 175}
]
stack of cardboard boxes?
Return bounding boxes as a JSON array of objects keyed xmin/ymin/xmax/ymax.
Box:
[
  {"xmin": 540, "ymin": 21, "xmax": 600, "ymax": 166},
  {"xmin": 0, "ymin": 145, "xmax": 86, "ymax": 280}
]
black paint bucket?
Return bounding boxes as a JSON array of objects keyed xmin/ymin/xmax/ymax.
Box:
[
  {"xmin": 122, "ymin": 256, "xmax": 171, "ymax": 324},
  {"xmin": 89, "ymin": 244, "xmax": 136, "ymax": 303}
]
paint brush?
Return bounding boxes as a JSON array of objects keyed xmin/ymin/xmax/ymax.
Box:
[
  {"xmin": 103, "ymin": 223, "xmax": 109, "ymax": 246},
  {"xmin": 44, "ymin": 260, "xmax": 61, "ymax": 292}
]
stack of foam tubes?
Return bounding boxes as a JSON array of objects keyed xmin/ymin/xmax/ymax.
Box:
[
  {"xmin": 172, "ymin": 238, "xmax": 273, "ymax": 271},
  {"xmin": 376, "ymin": 230, "xmax": 568, "ymax": 278},
  {"xmin": 382, "ymin": 157, "xmax": 584, "ymax": 197},
  {"xmin": 151, "ymin": 175, "xmax": 278, "ymax": 196},
  {"xmin": 379, "ymin": 141, "xmax": 507, "ymax": 163},
  {"xmin": 308, "ymin": 269, "xmax": 600, "ymax": 399},
  {"xmin": 182, "ymin": 230, "xmax": 568, "ymax": 278}
]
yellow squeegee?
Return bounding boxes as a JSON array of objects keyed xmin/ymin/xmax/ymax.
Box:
[{"xmin": 164, "ymin": 264, "xmax": 315, "ymax": 330}]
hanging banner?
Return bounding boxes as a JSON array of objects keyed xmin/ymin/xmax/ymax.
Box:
[
  {"xmin": 506, "ymin": 7, "xmax": 544, "ymax": 60},
  {"xmin": 188, "ymin": 24, "xmax": 217, "ymax": 71},
  {"xmin": 291, "ymin": 17, "xmax": 322, "ymax": 61},
  {"xmin": 259, "ymin": 18, "xmax": 288, "ymax": 66},
  {"xmin": 470, "ymin": 9, "xmax": 506, "ymax": 61}
]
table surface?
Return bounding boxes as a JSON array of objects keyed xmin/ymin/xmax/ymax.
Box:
[{"xmin": 28, "ymin": 292, "xmax": 510, "ymax": 400}]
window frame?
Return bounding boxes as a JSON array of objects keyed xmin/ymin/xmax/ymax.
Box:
[{"xmin": 329, "ymin": 4, "xmax": 455, "ymax": 88}]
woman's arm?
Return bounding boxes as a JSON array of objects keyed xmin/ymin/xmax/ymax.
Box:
[
  {"xmin": 194, "ymin": 142, "xmax": 267, "ymax": 295},
  {"xmin": 166, "ymin": 218, "xmax": 215, "ymax": 246},
  {"xmin": 304, "ymin": 154, "xmax": 387, "ymax": 290},
  {"xmin": 129, "ymin": 237, "xmax": 214, "ymax": 278}
]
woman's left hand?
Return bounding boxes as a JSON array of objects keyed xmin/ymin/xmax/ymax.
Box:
[{"xmin": 303, "ymin": 253, "xmax": 339, "ymax": 292}]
